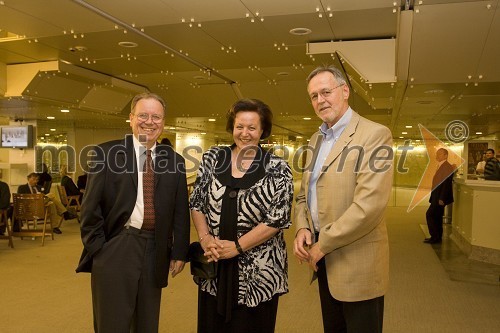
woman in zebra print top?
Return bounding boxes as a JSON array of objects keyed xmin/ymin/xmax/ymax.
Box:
[{"xmin": 189, "ymin": 99, "xmax": 293, "ymax": 333}]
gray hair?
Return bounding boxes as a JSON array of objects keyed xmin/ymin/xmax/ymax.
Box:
[
  {"xmin": 306, "ymin": 65, "xmax": 347, "ymax": 85},
  {"xmin": 130, "ymin": 92, "xmax": 166, "ymax": 114}
]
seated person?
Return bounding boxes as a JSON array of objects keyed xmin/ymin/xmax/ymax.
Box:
[
  {"xmin": 60, "ymin": 165, "xmax": 83, "ymax": 203},
  {"xmin": 37, "ymin": 163, "xmax": 52, "ymax": 194},
  {"xmin": 77, "ymin": 172, "xmax": 87, "ymax": 191},
  {"xmin": 0, "ymin": 180, "xmax": 11, "ymax": 235},
  {"xmin": 18, "ymin": 173, "xmax": 77, "ymax": 234}
]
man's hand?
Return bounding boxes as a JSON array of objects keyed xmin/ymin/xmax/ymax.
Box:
[
  {"xmin": 307, "ymin": 243, "xmax": 326, "ymax": 272},
  {"xmin": 293, "ymin": 228, "xmax": 312, "ymax": 262},
  {"xmin": 169, "ymin": 260, "xmax": 185, "ymax": 278},
  {"xmin": 438, "ymin": 199, "xmax": 445, "ymax": 206}
]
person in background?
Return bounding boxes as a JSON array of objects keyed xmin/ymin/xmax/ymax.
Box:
[
  {"xmin": 37, "ymin": 163, "xmax": 52, "ymax": 194},
  {"xmin": 18, "ymin": 173, "xmax": 77, "ymax": 234},
  {"xmin": 475, "ymin": 152, "xmax": 487, "ymax": 175},
  {"xmin": 294, "ymin": 65, "xmax": 393, "ymax": 333},
  {"xmin": 60, "ymin": 165, "xmax": 83, "ymax": 203},
  {"xmin": 484, "ymin": 148, "xmax": 500, "ymax": 181},
  {"xmin": 190, "ymin": 98, "xmax": 293, "ymax": 333},
  {"xmin": 76, "ymin": 92, "xmax": 190, "ymax": 333},
  {"xmin": 77, "ymin": 172, "xmax": 88, "ymax": 191},
  {"xmin": 160, "ymin": 137, "xmax": 173, "ymax": 147},
  {"xmin": 0, "ymin": 180, "xmax": 11, "ymax": 235},
  {"xmin": 424, "ymin": 148, "xmax": 455, "ymax": 244}
]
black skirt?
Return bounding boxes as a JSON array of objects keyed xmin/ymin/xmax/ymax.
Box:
[{"xmin": 197, "ymin": 289, "xmax": 279, "ymax": 333}]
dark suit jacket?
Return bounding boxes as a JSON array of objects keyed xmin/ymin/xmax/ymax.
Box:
[
  {"xmin": 429, "ymin": 160, "xmax": 454, "ymax": 206},
  {"xmin": 17, "ymin": 184, "xmax": 43, "ymax": 194},
  {"xmin": 76, "ymin": 135, "xmax": 190, "ymax": 288},
  {"xmin": 0, "ymin": 181, "xmax": 11, "ymax": 210}
]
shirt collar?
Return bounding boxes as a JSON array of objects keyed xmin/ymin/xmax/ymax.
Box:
[
  {"xmin": 319, "ymin": 107, "xmax": 353, "ymax": 139},
  {"xmin": 132, "ymin": 135, "xmax": 157, "ymax": 157}
]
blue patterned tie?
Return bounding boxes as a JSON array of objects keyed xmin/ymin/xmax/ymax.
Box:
[{"xmin": 142, "ymin": 149, "xmax": 155, "ymax": 231}]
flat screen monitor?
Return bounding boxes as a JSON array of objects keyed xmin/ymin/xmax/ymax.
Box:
[{"xmin": 0, "ymin": 125, "xmax": 34, "ymax": 148}]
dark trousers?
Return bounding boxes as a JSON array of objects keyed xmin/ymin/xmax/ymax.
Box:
[
  {"xmin": 198, "ymin": 290, "xmax": 279, "ymax": 333},
  {"xmin": 426, "ymin": 203, "xmax": 445, "ymax": 241},
  {"xmin": 91, "ymin": 227, "xmax": 160, "ymax": 333},
  {"xmin": 317, "ymin": 258, "xmax": 384, "ymax": 333}
]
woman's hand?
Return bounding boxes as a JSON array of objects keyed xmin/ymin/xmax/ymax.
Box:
[
  {"xmin": 204, "ymin": 238, "xmax": 239, "ymax": 261},
  {"xmin": 200, "ymin": 234, "xmax": 222, "ymax": 262}
]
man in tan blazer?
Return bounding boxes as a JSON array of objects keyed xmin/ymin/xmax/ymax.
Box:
[{"xmin": 294, "ymin": 65, "xmax": 393, "ymax": 333}]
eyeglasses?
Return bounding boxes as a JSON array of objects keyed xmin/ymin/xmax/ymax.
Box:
[
  {"xmin": 309, "ymin": 84, "xmax": 344, "ymax": 103},
  {"xmin": 132, "ymin": 113, "xmax": 164, "ymax": 123}
]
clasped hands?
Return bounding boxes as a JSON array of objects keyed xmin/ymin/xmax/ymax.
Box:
[
  {"xmin": 293, "ymin": 228, "xmax": 325, "ymax": 272},
  {"xmin": 200, "ymin": 235, "xmax": 238, "ymax": 262}
]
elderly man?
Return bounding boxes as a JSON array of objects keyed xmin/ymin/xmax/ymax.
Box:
[
  {"xmin": 76, "ymin": 92, "xmax": 190, "ymax": 333},
  {"xmin": 294, "ymin": 65, "xmax": 393, "ymax": 333}
]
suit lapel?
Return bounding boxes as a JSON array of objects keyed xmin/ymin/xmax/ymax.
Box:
[
  {"xmin": 320, "ymin": 112, "xmax": 359, "ymax": 175},
  {"xmin": 122, "ymin": 135, "xmax": 138, "ymax": 189},
  {"xmin": 154, "ymin": 144, "xmax": 172, "ymax": 186}
]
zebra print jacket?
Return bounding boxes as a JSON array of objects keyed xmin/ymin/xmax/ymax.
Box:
[{"xmin": 189, "ymin": 146, "xmax": 293, "ymax": 307}]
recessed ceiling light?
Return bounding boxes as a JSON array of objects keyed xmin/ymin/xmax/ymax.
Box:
[
  {"xmin": 169, "ymin": 127, "xmax": 176, "ymax": 130},
  {"xmin": 289, "ymin": 27, "xmax": 312, "ymax": 35},
  {"xmin": 50, "ymin": 128, "xmax": 56, "ymax": 131},
  {"xmin": 303, "ymin": 117, "xmax": 311, "ymax": 120},
  {"xmin": 424, "ymin": 89, "xmax": 444, "ymax": 94},
  {"xmin": 125, "ymin": 120, "xmax": 130, "ymax": 123},
  {"xmin": 475, "ymin": 132, "xmax": 483, "ymax": 135},
  {"xmin": 402, "ymin": 132, "xmax": 407, "ymax": 135},
  {"xmin": 201, "ymin": 132, "xmax": 206, "ymax": 135},
  {"xmin": 405, "ymin": 125, "xmax": 413, "ymax": 128},
  {"xmin": 118, "ymin": 41, "xmax": 138, "ymax": 48},
  {"xmin": 208, "ymin": 118, "xmax": 216, "ymax": 122},
  {"xmin": 61, "ymin": 109, "xmax": 70, "ymax": 113},
  {"xmin": 47, "ymin": 116, "xmax": 55, "ymax": 119}
]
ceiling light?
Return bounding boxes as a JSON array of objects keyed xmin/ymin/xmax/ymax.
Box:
[
  {"xmin": 475, "ymin": 132, "xmax": 483, "ymax": 135},
  {"xmin": 126, "ymin": 120, "xmax": 130, "ymax": 123},
  {"xmin": 169, "ymin": 127, "xmax": 176, "ymax": 130},
  {"xmin": 118, "ymin": 41, "xmax": 138, "ymax": 48},
  {"xmin": 208, "ymin": 118, "xmax": 216, "ymax": 122},
  {"xmin": 61, "ymin": 109, "xmax": 70, "ymax": 113},
  {"xmin": 405, "ymin": 125, "xmax": 413, "ymax": 128},
  {"xmin": 289, "ymin": 28, "xmax": 312, "ymax": 35},
  {"xmin": 303, "ymin": 117, "xmax": 311, "ymax": 120},
  {"xmin": 47, "ymin": 116, "xmax": 55, "ymax": 119},
  {"xmin": 50, "ymin": 128, "xmax": 56, "ymax": 131},
  {"xmin": 402, "ymin": 132, "xmax": 407, "ymax": 135}
]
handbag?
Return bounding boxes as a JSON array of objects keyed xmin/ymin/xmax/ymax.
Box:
[{"xmin": 188, "ymin": 241, "xmax": 218, "ymax": 281}]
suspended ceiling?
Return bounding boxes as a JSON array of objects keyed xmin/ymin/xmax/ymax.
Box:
[{"xmin": 0, "ymin": 0, "xmax": 499, "ymax": 144}]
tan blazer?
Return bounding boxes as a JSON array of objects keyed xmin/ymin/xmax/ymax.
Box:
[{"xmin": 295, "ymin": 111, "xmax": 393, "ymax": 302}]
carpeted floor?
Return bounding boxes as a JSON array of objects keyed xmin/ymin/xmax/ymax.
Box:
[{"xmin": 1, "ymin": 206, "xmax": 499, "ymax": 332}]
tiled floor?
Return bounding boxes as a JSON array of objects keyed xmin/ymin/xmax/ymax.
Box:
[{"xmin": 431, "ymin": 224, "xmax": 500, "ymax": 286}]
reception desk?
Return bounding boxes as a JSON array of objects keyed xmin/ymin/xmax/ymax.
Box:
[{"xmin": 451, "ymin": 177, "xmax": 500, "ymax": 265}]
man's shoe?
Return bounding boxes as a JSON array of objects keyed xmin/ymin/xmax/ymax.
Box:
[
  {"xmin": 424, "ymin": 238, "xmax": 441, "ymax": 244},
  {"xmin": 53, "ymin": 227, "xmax": 62, "ymax": 234}
]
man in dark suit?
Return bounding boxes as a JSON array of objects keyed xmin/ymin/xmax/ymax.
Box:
[
  {"xmin": 18, "ymin": 172, "xmax": 76, "ymax": 234},
  {"xmin": 0, "ymin": 180, "xmax": 11, "ymax": 235},
  {"xmin": 76, "ymin": 92, "xmax": 190, "ymax": 333},
  {"xmin": 425, "ymin": 148, "xmax": 455, "ymax": 244}
]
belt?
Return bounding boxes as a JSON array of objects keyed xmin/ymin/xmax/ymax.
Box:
[{"xmin": 121, "ymin": 225, "xmax": 155, "ymax": 239}]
